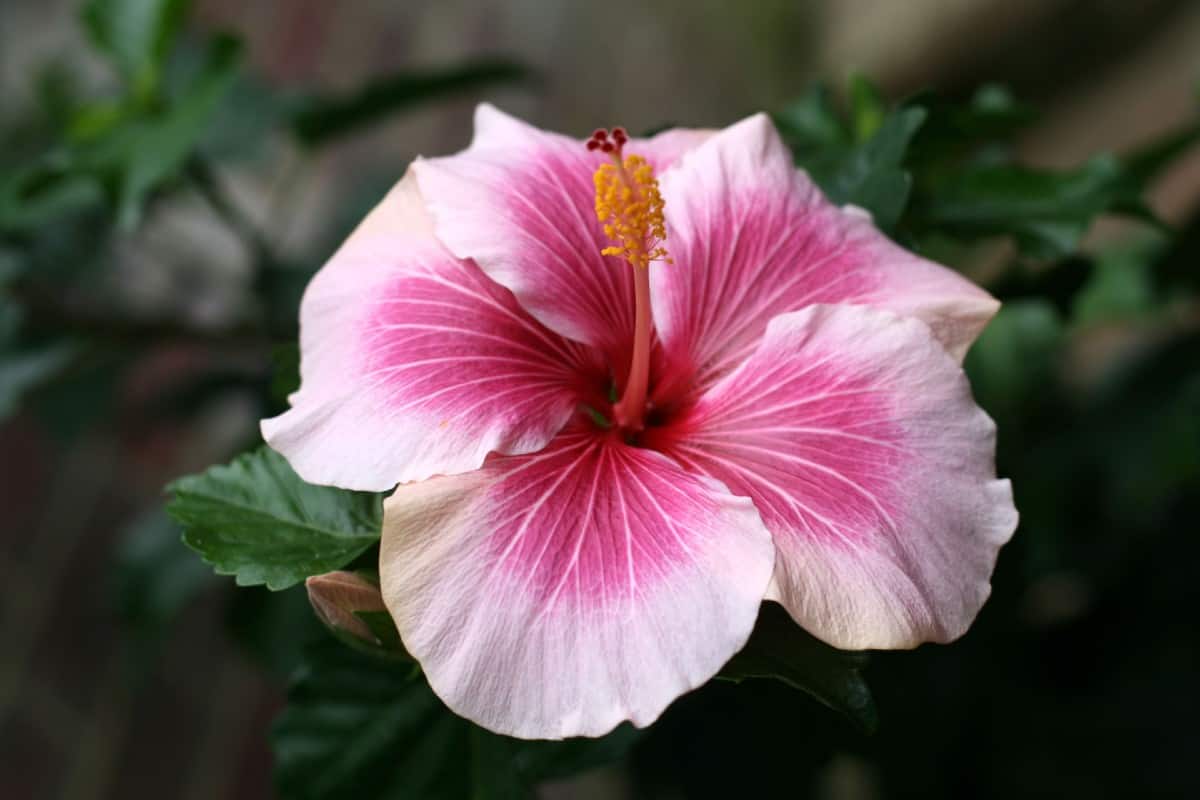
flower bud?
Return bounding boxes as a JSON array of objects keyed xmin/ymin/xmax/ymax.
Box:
[{"xmin": 306, "ymin": 570, "xmax": 388, "ymax": 644}]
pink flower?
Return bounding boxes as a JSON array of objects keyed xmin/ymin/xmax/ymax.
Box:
[{"xmin": 262, "ymin": 105, "xmax": 1017, "ymax": 739}]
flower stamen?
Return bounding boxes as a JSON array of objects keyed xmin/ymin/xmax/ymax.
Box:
[
  {"xmin": 587, "ymin": 127, "xmax": 670, "ymax": 432},
  {"xmin": 591, "ymin": 128, "xmax": 671, "ymax": 270}
]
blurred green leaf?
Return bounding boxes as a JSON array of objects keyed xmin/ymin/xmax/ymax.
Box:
[
  {"xmin": 167, "ymin": 446, "xmax": 383, "ymax": 590},
  {"xmin": 112, "ymin": 508, "xmax": 214, "ymax": 649},
  {"xmin": 3, "ymin": 32, "xmax": 242, "ymax": 232},
  {"xmin": 772, "ymin": 84, "xmax": 846, "ymax": 157},
  {"xmin": 229, "ymin": 584, "xmax": 323, "ymax": 679},
  {"xmin": 717, "ymin": 602, "xmax": 877, "ymax": 734},
  {"xmin": 0, "ymin": 168, "xmax": 105, "ymax": 234},
  {"xmin": 269, "ymin": 343, "xmax": 301, "ymax": 409},
  {"xmin": 273, "ymin": 639, "xmax": 639, "ymax": 800},
  {"xmin": 910, "ymin": 155, "xmax": 1150, "ymax": 258},
  {"xmin": 82, "ymin": 0, "xmax": 191, "ymax": 97},
  {"xmin": 964, "ymin": 299, "xmax": 1065, "ymax": 422},
  {"xmin": 352, "ymin": 610, "xmax": 407, "ymax": 654},
  {"xmin": 848, "ymin": 73, "xmax": 886, "ymax": 142},
  {"xmin": 774, "ymin": 78, "xmax": 925, "ymax": 231},
  {"xmin": 1121, "ymin": 119, "xmax": 1200, "ymax": 189},
  {"xmin": 105, "ymin": 33, "xmax": 243, "ymax": 225},
  {"xmin": 1072, "ymin": 236, "xmax": 1165, "ymax": 325},
  {"xmin": 1151, "ymin": 206, "xmax": 1200, "ymax": 293},
  {"xmin": 509, "ymin": 725, "xmax": 642, "ymax": 783},
  {"xmin": 291, "ymin": 59, "xmax": 534, "ymax": 147},
  {"xmin": 906, "ymin": 84, "xmax": 1036, "ymax": 165}
]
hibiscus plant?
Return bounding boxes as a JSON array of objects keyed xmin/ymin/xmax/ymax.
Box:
[{"xmin": 4, "ymin": 1, "xmax": 1199, "ymax": 798}]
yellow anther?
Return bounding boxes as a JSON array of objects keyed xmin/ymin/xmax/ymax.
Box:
[{"xmin": 593, "ymin": 154, "xmax": 671, "ymax": 269}]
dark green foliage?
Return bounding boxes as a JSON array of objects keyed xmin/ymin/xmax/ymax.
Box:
[
  {"xmin": 272, "ymin": 639, "xmax": 641, "ymax": 800},
  {"xmin": 717, "ymin": 602, "xmax": 877, "ymax": 734},
  {"xmin": 113, "ymin": 509, "xmax": 215, "ymax": 640}
]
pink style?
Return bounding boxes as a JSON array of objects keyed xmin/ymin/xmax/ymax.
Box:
[{"xmin": 261, "ymin": 105, "xmax": 1018, "ymax": 740}]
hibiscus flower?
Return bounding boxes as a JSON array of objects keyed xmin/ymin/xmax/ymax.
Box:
[{"xmin": 262, "ymin": 105, "xmax": 1017, "ymax": 739}]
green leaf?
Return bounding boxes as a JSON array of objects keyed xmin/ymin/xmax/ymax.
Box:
[
  {"xmin": 112, "ymin": 508, "xmax": 214, "ymax": 649},
  {"xmin": 906, "ymin": 84, "xmax": 1036, "ymax": 165},
  {"xmin": 113, "ymin": 33, "xmax": 242, "ymax": 225},
  {"xmin": 774, "ymin": 79, "xmax": 925, "ymax": 232},
  {"xmin": 82, "ymin": 0, "xmax": 192, "ymax": 96},
  {"xmin": 815, "ymin": 105, "xmax": 925, "ymax": 232},
  {"xmin": 273, "ymin": 640, "xmax": 640, "ymax": 800},
  {"xmin": 848, "ymin": 73, "xmax": 886, "ymax": 142},
  {"xmin": 1072, "ymin": 235, "xmax": 1166, "ymax": 325},
  {"xmin": 229, "ymin": 585, "xmax": 324, "ymax": 679},
  {"xmin": 717, "ymin": 602, "xmax": 878, "ymax": 734},
  {"xmin": 51, "ymin": 32, "xmax": 242, "ymax": 228},
  {"xmin": 269, "ymin": 342, "xmax": 301, "ymax": 409},
  {"xmin": 167, "ymin": 447, "xmax": 383, "ymax": 590},
  {"xmin": 290, "ymin": 59, "xmax": 534, "ymax": 146},
  {"xmin": 509, "ymin": 725, "xmax": 642, "ymax": 783},
  {"xmin": 772, "ymin": 84, "xmax": 847, "ymax": 158},
  {"xmin": 0, "ymin": 167, "xmax": 105, "ymax": 234},
  {"xmin": 911, "ymin": 155, "xmax": 1141, "ymax": 258},
  {"xmin": 963, "ymin": 299, "xmax": 1065, "ymax": 422},
  {"xmin": 353, "ymin": 610, "xmax": 407, "ymax": 653}
]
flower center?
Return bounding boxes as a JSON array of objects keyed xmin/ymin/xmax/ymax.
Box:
[{"xmin": 588, "ymin": 127, "xmax": 671, "ymax": 433}]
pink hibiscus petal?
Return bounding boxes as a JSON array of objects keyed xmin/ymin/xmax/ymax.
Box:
[
  {"xmin": 644, "ymin": 304, "xmax": 1017, "ymax": 650},
  {"xmin": 379, "ymin": 429, "xmax": 775, "ymax": 739},
  {"xmin": 413, "ymin": 104, "xmax": 711, "ymax": 371},
  {"xmin": 651, "ymin": 113, "xmax": 999, "ymax": 400},
  {"xmin": 261, "ymin": 173, "xmax": 605, "ymax": 491}
]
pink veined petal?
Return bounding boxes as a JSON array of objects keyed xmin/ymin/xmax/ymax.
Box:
[
  {"xmin": 261, "ymin": 172, "xmax": 605, "ymax": 491},
  {"xmin": 644, "ymin": 304, "xmax": 1017, "ymax": 650},
  {"xmin": 379, "ymin": 428, "xmax": 775, "ymax": 739},
  {"xmin": 650, "ymin": 113, "xmax": 999, "ymax": 401},
  {"xmin": 413, "ymin": 103, "xmax": 712, "ymax": 372}
]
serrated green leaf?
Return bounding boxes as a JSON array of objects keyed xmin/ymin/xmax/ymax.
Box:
[
  {"xmin": 167, "ymin": 447, "xmax": 383, "ymax": 590},
  {"xmin": 717, "ymin": 602, "xmax": 877, "ymax": 734},
  {"xmin": 273, "ymin": 640, "xmax": 639, "ymax": 800},
  {"xmin": 290, "ymin": 59, "xmax": 534, "ymax": 147}
]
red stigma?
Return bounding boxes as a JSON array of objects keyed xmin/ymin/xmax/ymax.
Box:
[{"xmin": 584, "ymin": 126, "xmax": 628, "ymax": 156}]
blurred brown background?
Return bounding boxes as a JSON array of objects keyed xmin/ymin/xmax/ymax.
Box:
[{"xmin": 2, "ymin": 1, "xmax": 1198, "ymax": 798}]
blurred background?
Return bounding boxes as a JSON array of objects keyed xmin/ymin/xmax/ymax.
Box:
[{"xmin": 2, "ymin": 1, "xmax": 1198, "ymax": 798}]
